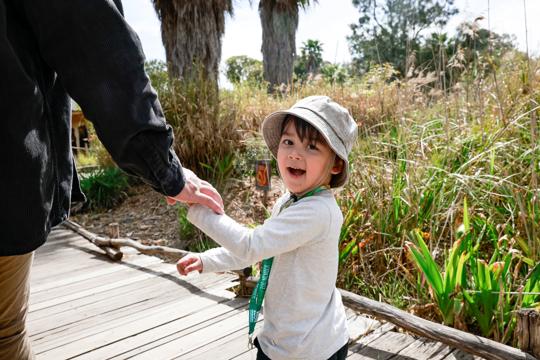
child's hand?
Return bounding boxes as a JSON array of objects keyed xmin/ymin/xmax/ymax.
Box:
[{"xmin": 177, "ymin": 254, "xmax": 203, "ymax": 275}]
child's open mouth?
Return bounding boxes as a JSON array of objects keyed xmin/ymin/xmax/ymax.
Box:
[{"xmin": 287, "ymin": 167, "xmax": 305, "ymax": 176}]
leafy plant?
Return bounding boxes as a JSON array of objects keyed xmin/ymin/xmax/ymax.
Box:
[
  {"xmin": 79, "ymin": 167, "xmax": 130, "ymax": 211},
  {"xmin": 406, "ymin": 227, "xmax": 467, "ymax": 325}
]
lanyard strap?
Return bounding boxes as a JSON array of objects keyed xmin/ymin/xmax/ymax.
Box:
[{"xmin": 247, "ymin": 186, "xmax": 327, "ymax": 347}]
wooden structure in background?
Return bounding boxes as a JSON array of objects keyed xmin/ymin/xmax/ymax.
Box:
[{"xmin": 72, "ymin": 110, "xmax": 89, "ymax": 153}]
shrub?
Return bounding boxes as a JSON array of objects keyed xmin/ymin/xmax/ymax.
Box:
[{"xmin": 79, "ymin": 167, "xmax": 130, "ymax": 211}]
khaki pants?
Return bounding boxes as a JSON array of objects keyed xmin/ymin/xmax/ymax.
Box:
[{"xmin": 0, "ymin": 253, "xmax": 34, "ymax": 360}]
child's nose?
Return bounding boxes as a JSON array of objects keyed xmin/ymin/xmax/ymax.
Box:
[{"xmin": 288, "ymin": 151, "xmax": 302, "ymax": 160}]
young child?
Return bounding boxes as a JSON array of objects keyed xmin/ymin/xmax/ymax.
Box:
[{"xmin": 177, "ymin": 96, "xmax": 358, "ymax": 360}]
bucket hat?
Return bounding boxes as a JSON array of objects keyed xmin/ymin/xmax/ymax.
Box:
[{"xmin": 261, "ymin": 96, "xmax": 358, "ymax": 188}]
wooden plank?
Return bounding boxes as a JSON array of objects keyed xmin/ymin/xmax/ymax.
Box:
[
  {"xmin": 31, "ymin": 254, "xmax": 159, "ymax": 293},
  {"xmin": 230, "ymin": 349, "xmax": 257, "ymax": 360},
  {"xmin": 86, "ymin": 299, "xmax": 252, "ymax": 360},
  {"xmin": 180, "ymin": 320, "xmax": 262, "ymax": 360},
  {"xmin": 343, "ymin": 306, "xmax": 381, "ymax": 340},
  {"xmin": 348, "ymin": 331, "xmax": 416, "ymax": 360},
  {"xmin": 31, "ymin": 243, "xmax": 131, "ymax": 283},
  {"xmin": 346, "ymin": 322, "xmax": 396, "ymax": 357},
  {"xmin": 392, "ymin": 338, "xmax": 454, "ymax": 359},
  {"xmin": 28, "ymin": 272, "xmax": 235, "ymax": 337},
  {"xmin": 30, "ymin": 257, "xmax": 170, "ymax": 305},
  {"xmin": 442, "ymin": 349, "xmax": 486, "ymax": 359},
  {"xmin": 29, "ymin": 261, "xmax": 174, "ymax": 309},
  {"xmin": 34, "ymin": 288, "xmax": 240, "ymax": 359},
  {"xmin": 29, "ymin": 266, "xmax": 179, "ymax": 320},
  {"xmin": 126, "ymin": 304, "xmax": 250, "ymax": 360},
  {"xmin": 28, "ymin": 259, "xmax": 199, "ymax": 312},
  {"xmin": 107, "ymin": 299, "xmax": 248, "ymax": 359}
]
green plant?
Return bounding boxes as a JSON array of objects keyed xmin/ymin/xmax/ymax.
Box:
[
  {"xmin": 200, "ymin": 153, "xmax": 236, "ymax": 193},
  {"xmin": 406, "ymin": 227, "xmax": 468, "ymax": 325},
  {"xmin": 79, "ymin": 167, "xmax": 130, "ymax": 210}
]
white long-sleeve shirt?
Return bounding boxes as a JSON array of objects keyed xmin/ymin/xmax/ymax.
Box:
[{"xmin": 187, "ymin": 190, "xmax": 349, "ymax": 360}]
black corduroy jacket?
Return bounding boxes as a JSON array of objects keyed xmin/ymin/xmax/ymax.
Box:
[{"xmin": 0, "ymin": 0, "xmax": 185, "ymax": 255}]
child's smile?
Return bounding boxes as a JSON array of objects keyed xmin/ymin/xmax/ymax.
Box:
[
  {"xmin": 277, "ymin": 121, "xmax": 341, "ymax": 196},
  {"xmin": 286, "ymin": 166, "xmax": 306, "ymax": 177}
]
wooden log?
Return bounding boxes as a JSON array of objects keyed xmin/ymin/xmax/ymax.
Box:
[
  {"xmin": 517, "ymin": 309, "xmax": 540, "ymax": 358},
  {"xmin": 62, "ymin": 220, "xmax": 189, "ymax": 261},
  {"xmin": 62, "ymin": 220, "xmax": 123, "ymax": 261},
  {"xmin": 339, "ymin": 289, "xmax": 537, "ymax": 360}
]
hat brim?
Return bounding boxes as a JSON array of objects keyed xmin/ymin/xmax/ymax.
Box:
[{"xmin": 261, "ymin": 108, "xmax": 350, "ymax": 188}]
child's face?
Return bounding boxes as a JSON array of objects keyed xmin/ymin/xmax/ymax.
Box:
[{"xmin": 277, "ymin": 121, "xmax": 342, "ymax": 196}]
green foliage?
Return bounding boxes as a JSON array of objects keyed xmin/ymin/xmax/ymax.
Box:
[
  {"xmin": 225, "ymin": 56, "xmax": 264, "ymax": 86},
  {"xmin": 320, "ymin": 63, "xmax": 350, "ymax": 85},
  {"xmin": 407, "ymin": 198, "xmax": 540, "ymax": 342},
  {"xmin": 348, "ymin": 0, "xmax": 458, "ymax": 75},
  {"xmin": 294, "ymin": 39, "xmax": 324, "ymax": 82},
  {"xmin": 406, "ymin": 227, "xmax": 467, "ymax": 326},
  {"xmin": 79, "ymin": 167, "xmax": 130, "ymax": 211}
]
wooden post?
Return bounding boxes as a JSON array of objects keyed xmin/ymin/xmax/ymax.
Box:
[
  {"xmin": 517, "ymin": 309, "xmax": 540, "ymax": 358},
  {"xmin": 107, "ymin": 222, "xmax": 120, "ymax": 239}
]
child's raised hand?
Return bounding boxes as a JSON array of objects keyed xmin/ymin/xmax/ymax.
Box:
[{"xmin": 176, "ymin": 254, "xmax": 203, "ymax": 275}]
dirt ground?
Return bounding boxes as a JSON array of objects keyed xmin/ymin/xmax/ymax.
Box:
[{"xmin": 70, "ymin": 176, "xmax": 284, "ymax": 250}]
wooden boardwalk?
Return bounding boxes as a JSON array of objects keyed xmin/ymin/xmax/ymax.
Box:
[{"xmin": 28, "ymin": 228, "xmax": 483, "ymax": 359}]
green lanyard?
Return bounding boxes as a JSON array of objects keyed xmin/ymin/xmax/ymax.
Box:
[{"xmin": 248, "ymin": 186, "xmax": 327, "ymax": 347}]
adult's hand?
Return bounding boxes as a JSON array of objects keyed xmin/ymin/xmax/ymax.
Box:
[{"xmin": 166, "ymin": 168, "xmax": 224, "ymax": 214}]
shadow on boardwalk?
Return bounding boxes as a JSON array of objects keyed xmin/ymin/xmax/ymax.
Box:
[{"xmin": 28, "ymin": 228, "xmax": 483, "ymax": 360}]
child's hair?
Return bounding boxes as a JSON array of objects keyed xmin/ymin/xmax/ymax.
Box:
[
  {"xmin": 280, "ymin": 115, "xmax": 343, "ymax": 187},
  {"xmin": 280, "ymin": 115, "xmax": 324, "ymax": 144}
]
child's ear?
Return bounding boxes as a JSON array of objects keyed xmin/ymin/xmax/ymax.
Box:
[{"xmin": 331, "ymin": 158, "xmax": 344, "ymax": 175}]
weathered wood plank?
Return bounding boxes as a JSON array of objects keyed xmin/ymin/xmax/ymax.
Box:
[
  {"xmin": 172, "ymin": 315, "xmax": 261, "ymax": 360},
  {"xmin": 31, "ymin": 254, "xmax": 160, "ymax": 294},
  {"xmin": 340, "ymin": 289, "xmax": 536, "ymax": 360},
  {"xmin": 109, "ymin": 300, "xmax": 250, "ymax": 360},
  {"xmin": 392, "ymin": 338, "xmax": 454, "ymax": 359},
  {"xmin": 34, "ymin": 289, "xmax": 239, "ymax": 359},
  {"xmin": 30, "ymin": 257, "xmax": 170, "ymax": 305},
  {"xmin": 28, "ymin": 272, "xmax": 235, "ymax": 337},
  {"xmin": 70, "ymin": 297, "xmax": 248, "ymax": 360},
  {"xmin": 348, "ymin": 331, "xmax": 416, "ymax": 360},
  {"xmin": 442, "ymin": 349, "xmax": 486, "ymax": 359}
]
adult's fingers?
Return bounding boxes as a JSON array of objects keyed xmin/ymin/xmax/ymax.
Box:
[
  {"xmin": 199, "ymin": 185, "xmax": 224, "ymax": 209},
  {"xmin": 194, "ymin": 191, "xmax": 223, "ymax": 214},
  {"xmin": 166, "ymin": 197, "xmax": 176, "ymax": 205}
]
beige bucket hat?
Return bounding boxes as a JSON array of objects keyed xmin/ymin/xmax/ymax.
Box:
[{"xmin": 261, "ymin": 96, "xmax": 358, "ymax": 188}]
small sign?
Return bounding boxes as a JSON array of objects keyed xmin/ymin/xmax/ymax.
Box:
[{"xmin": 255, "ymin": 159, "xmax": 271, "ymax": 191}]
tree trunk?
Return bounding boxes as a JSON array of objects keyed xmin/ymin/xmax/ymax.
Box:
[
  {"xmin": 259, "ymin": 0, "xmax": 299, "ymax": 92},
  {"xmin": 151, "ymin": 0, "xmax": 232, "ymax": 84}
]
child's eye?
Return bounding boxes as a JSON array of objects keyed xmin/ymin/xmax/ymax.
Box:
[
  {"xmin": 308, "ymin": 143, "xmax": 318, "ymax": 151},
  {"xmin": 282, "ymin": 139, "xmax": 293, "ymax": 145}
]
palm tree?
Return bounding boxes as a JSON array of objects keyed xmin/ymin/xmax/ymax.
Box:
[
  {"xmin": 258, "ymin": 0, "xmax": 314, "ymax": 92},
  {"xmin": 151, "ymin": 0, "xmax": 232, "ymax": 83}
]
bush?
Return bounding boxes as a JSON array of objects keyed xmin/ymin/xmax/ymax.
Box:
[{"xmin": 79, "ymin": 167, "xmax": 130, "ymax": 211}]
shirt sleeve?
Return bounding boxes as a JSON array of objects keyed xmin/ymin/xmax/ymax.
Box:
[
  {"xmin": 187, "ymin": 198, "xmax": 328, "ymax": 264},
  {"xmin": 199, "ymin": 247, "xmax": 254, "ymax": 273},
  {"xmin": 21, "ymin": 0, "xmax": 184, "ymax": 196}
]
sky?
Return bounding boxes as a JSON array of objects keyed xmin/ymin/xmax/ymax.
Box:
[{"xmin": 123, "ymin": 0, "xmax": 540, "ymax": 87}]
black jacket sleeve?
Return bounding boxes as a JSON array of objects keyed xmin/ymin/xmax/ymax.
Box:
[{"xmin": 22, "ymin": 0, "xmax": 185, "ymax": 196}]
